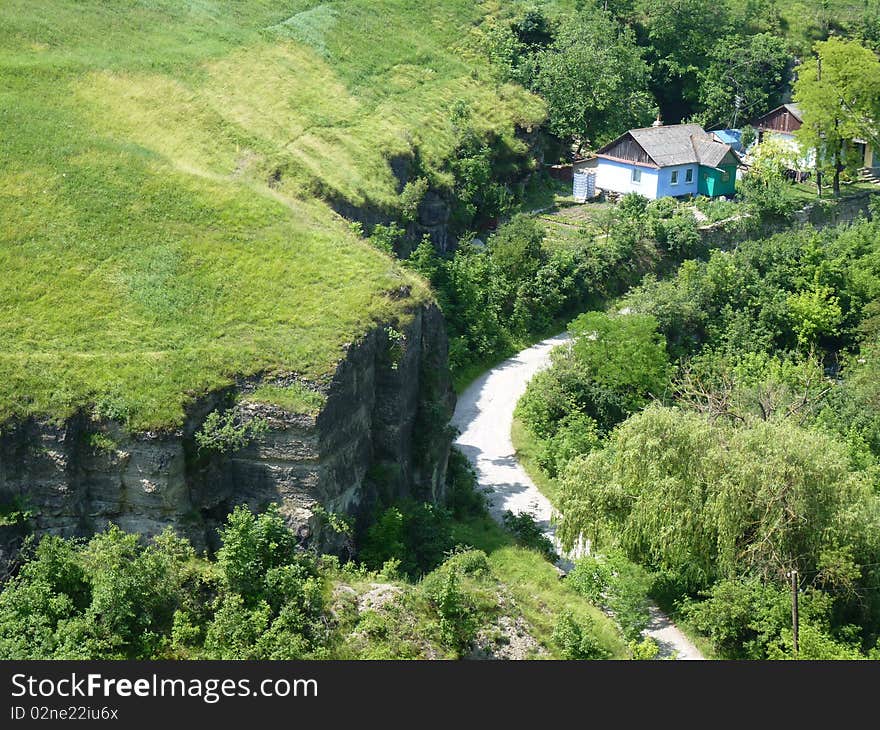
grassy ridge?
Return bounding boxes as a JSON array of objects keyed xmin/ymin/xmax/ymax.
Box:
[{"xmin": 0, "ymin": 1, "xmax": 544, "ymax": 429}]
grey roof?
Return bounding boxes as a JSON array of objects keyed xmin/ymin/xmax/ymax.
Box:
[
  {"xmin": 608, "ymin": 124, "xmax": 736, "ymax": 168},
  {"xmin": 691, "ymin": 134, "xmax": 734, "ymax": 168},
  {"xmin": 783, "ymin": 103, "xmax": 802, "ymax": 121}
]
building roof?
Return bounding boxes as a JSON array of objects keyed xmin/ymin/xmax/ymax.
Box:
[
  {"xmin": 751, "ymin": 103, "xmax": 803, "ymax": 132},
  {"xmin": 597, "ymin": 123, "xmax": 737, "ymax": 169},
  {"xmin": 713, "ymin": 129, "xmax": 743, "ymax": 150},
  {"xmin": 782, "ymin": 103, "xmax": 802, "ymax": 122}
]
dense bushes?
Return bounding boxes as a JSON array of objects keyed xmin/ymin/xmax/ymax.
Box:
[
  {"xmin": 501, "ymin": 511, "xmax": 559, "ymax": 563},
  {"xmin": 406, "ymin": 211, "xmax": 658, "ymax": 378},
  {"xmin": 518, "ymin": 218, "xmax": 880, "ymax": 658},
  {"xmin": 622, "ymin": 219, "xmax": 880, "ymax": 361},
  {"xmin": 0, "ymin": 506, "xmax": 329, "ymax": 660},
  {"xmin": 558, "ymin": 407, "xmax": 878, "ymax": 590},
  {"xmin": 552, "ymin": 611, "xmax": 611, "ymax": 660},
  {"xmin": 567, "ymin": 552, "xmax": 653, "ymax": 642},
  {"xmin": 515, "ymin": 310, "xmax": 670, "ymax": 477},
  {"xmin": 359, "ymin": 501, "xmax": 454, "ymax": 580}
]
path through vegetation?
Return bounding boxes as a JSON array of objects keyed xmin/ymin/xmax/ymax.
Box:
[{"xmin": 452, "ymin": 334, "xmax": 704, "ymax": 660}]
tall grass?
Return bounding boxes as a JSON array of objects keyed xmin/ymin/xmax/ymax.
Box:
[{"xmin": 0, "ymin": 1, "xmax": 544, "ymax": 429}]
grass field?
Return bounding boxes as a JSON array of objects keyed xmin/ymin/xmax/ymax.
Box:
[{"xmin": 0, "ymin": 1, "xmax": 545, "ymax": 430}]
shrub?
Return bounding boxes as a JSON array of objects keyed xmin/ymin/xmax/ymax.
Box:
[
  {"xmin": 538, "ymin": 411, "xmax": 600, "ymax": 477},
  {"xmin": 216, "ymin": 504, "xmax": 300, "ymax": 601},
  {"xmin": 440, "ymin": 548, "xmax": 492, "ymax": 578},
  {"xmin": 423, "ymin": 567, "xmax": 479, "ymax": 657},
  {"xmin": 629, "ymin": 637, "xmax": 660, "ymax": 660},
  {"xmin": 552, "ymin": 611, "xmax": 610, "ymax": 659},
  {"xmin": 567, "ymin": 552, "xmax": 652, "ymax": 641},
  {"xmin": 445, "ymin": 448, "xmax": 487, "ymax": 519},
  {"xmin": 195, "ymin": 409, "xmax": 268, "ymax": 453},
  {"xmin": 359, "ymin": 501, "xmax": 454, "ymax": 579},
  {"xmin": 502, "ymin": 510, "xmax": 559, "ymax": 563}
]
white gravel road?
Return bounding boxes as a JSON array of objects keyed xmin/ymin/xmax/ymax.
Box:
[{"xmin": 452, "ymin": 333, "xmax": 704, "ymax": 660}]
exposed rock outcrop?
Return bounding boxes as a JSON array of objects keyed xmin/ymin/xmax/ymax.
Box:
[{"xmin": 0, "ymin": 304, "xmax": 454, "ymax": 567}]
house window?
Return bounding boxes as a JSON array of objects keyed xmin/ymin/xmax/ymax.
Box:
[
  {"xmin": 721, "ymin": 170, "xmax": 730, "ymax": 182},
  {"xmin": 685, "ymin": 168, "xmax": 694, "ymax": 183},
  {"xmin": 670, "ymin": 170, "xmax": 679, "ymax": 185},
  {"xmin": 631, "ymin": 168, "xmax": 641, "ymax": 183}
]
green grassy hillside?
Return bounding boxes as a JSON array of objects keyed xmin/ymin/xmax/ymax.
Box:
[{"xmin": 0, "ymin": 1, "xmax": 544, "ymax": 430}]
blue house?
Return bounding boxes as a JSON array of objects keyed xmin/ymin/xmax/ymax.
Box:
[{"xmin": 593, "ymin": 123, "xmax": 739, "ymax": 200}]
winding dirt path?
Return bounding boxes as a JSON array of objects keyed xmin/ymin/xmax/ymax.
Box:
[{"xmin": 452, "ymin": 334, "xmax": 704, "ymax": 660}]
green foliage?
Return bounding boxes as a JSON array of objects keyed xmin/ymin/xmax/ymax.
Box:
[
  {"xmin": 399, "ymin": 178, "xmax": 429, "ymax": 223},
  {"xmin": 445, "ymin": 447, "xmax": 488, "ymax": 520},
  {"xmin": 0, "ymin": 496, "xmax": 32, "ymax": 527},
  {"xmin": 216, "ymin": 504, "xmax": 299, "ymax": 600},
  {"xmin": 407, "ymin": 214, "xmax": 639, "ymax": 378},
  {"xmin": 552, "ymin": 610, "xmax": 611, "ymax": 660},
  {"xmin": 568, "ymin": 311, "xmax": 671, "ymax": 408},
  {"xmin": 0, "ymin": 505, "xmax": 331, "ymax": 660},
  {"xmin": 560, "ymin": 407, "xmax": 878, "ymax": 587},
  {"xmin": 696, "ymin": 33, "xmax": 791, "ymax": 128},
  {"xmin": 795, "ymin": 37, "xmax": 880, "ymax": 196},
  {"xmin": 359, "ymin": 501, "xmax": 454, "ymax": 579},
  {"xmin": 423, "ymin": 566, "xmax": 480, "ymax": 656},
  {"xmin": 629, "ymin": 636, "xmax": 660, "ymax": 660},
  {"xmin": 517, "ymin": 310, "xmax": 669, "ymax": 447},
  {"xmin": 654, "ymin": 211, "xmax": 704, "ymax": 259},
  {"xmin": 368, "ymin": 223, "xmax": 405, "ymax": 256},
  {"xmin": 622, "ymin": 219, "xmax": 880, "ymax": 360},
  {"xmin": 567, "ymin": 552, "xmax": 653, "ymax": 641},
  {"xmin": 739, "ymin": 137, "xmax": 800, "ymax": 220},
  {"xmin": 501, "ymin": 511, "xmax": 559, "ymax": 563},
  {"xmin": 194, "ymin": 409, "xmax": 269, "ymax": 454},
  {"xmin": 515, "ymin": 310, "xmax": 671, "ymax": 500},
  {"xmin": 533, "ymin": 8, "xmax": 655, "ymax": 148},
  {"xmin": 636, "ymin": 0, "xmax": 732, "ymax": 120},
  {"xmin": 682, "ymin": 577, "xmax": 863, "ymax": 660},
  {"xmin": 787, "ymin": 280, "xmax": 843, "ymax": 347},
  {"xmin": 537, "ymin": 411, "xmax": 601, "ymax": 478}
]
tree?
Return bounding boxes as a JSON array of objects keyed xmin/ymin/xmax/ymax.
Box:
[
  {"xmin": 794, "ymin": 38, "xmax": 880, "ymax": 197},
  {"xmin": 739, "ymin": 136, "xmax": 799, "ymax": 220},
  {"xmin": 636, "ymin": 0, "xmax": 731, "ymax": 121},
  {"xmin": 534, "ymin": 7, "xmax": 655, "ymax": 150},
  {"xmin": 696, "ymin": 33, "xmax": 792, "ymax": 128},
  {"xmin": 557, "ymin": 406, "xmax": 878, "ymax": 591},
  {"xmin": 567, "ymin": 310, "xmax": 671, "ymax": 411}
]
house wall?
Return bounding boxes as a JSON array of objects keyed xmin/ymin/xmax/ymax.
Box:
[
  {"xmin": 656, "ymin": 163, "xmax": 699, "ymax": 198},
  {"xmin": 596, "ymin": 158, "xmax": 659, "ymax": 198},
  {"xmin": 699, "ymin": 164, "xmax": 737, "ymax": 197},
  {"xmin": 755, "ymin": 107, "xmax": 802, "ymax": 135},
  {"xmin": 864, "ymin": 144, "xmax": 879, "ymax": 172}
]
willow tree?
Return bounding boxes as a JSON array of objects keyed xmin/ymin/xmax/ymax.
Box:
[{"xmin": 794, "ymin": 38, "xmax": 880, "ymax": 197}]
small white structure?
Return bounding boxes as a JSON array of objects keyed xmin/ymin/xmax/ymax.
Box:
[{"xmin": 572, "ymin": 170, "xmax": 596, "ymax": 202}]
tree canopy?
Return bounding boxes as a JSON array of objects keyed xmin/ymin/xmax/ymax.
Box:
[
  {"xmin": 795, "ymin": 37, "xmax": 880, "ymax": 196},
  {"xmin": 534, "ymin": 8, "xmax": 655, "ymax": 149}
]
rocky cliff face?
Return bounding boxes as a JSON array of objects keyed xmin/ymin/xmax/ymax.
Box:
[{"xmin": 0, "ymin": 304, "xmax": 454, "ymax": 566}]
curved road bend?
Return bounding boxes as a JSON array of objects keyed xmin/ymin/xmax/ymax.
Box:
[{"xmin": 452, "ymin": 334, "xmax": 704, "ymax": 660}]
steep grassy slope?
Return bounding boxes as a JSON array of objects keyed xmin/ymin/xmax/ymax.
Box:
[{"xmin": 0, "ymin": 1, "xmax": 544, "ymax": 430}]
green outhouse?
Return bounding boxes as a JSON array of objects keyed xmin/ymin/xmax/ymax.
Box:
[{"xmin": 697, "ymin": 159, "xmax": 738, "ymax": 198}]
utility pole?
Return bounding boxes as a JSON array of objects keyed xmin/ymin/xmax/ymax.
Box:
[
  {"xmin": 815, "ymin": 55, "xmax": 823, "ymax": 197},
  {"xmin": 790, "ymin": 569, "xmax": 800, "ymax": 657}
]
